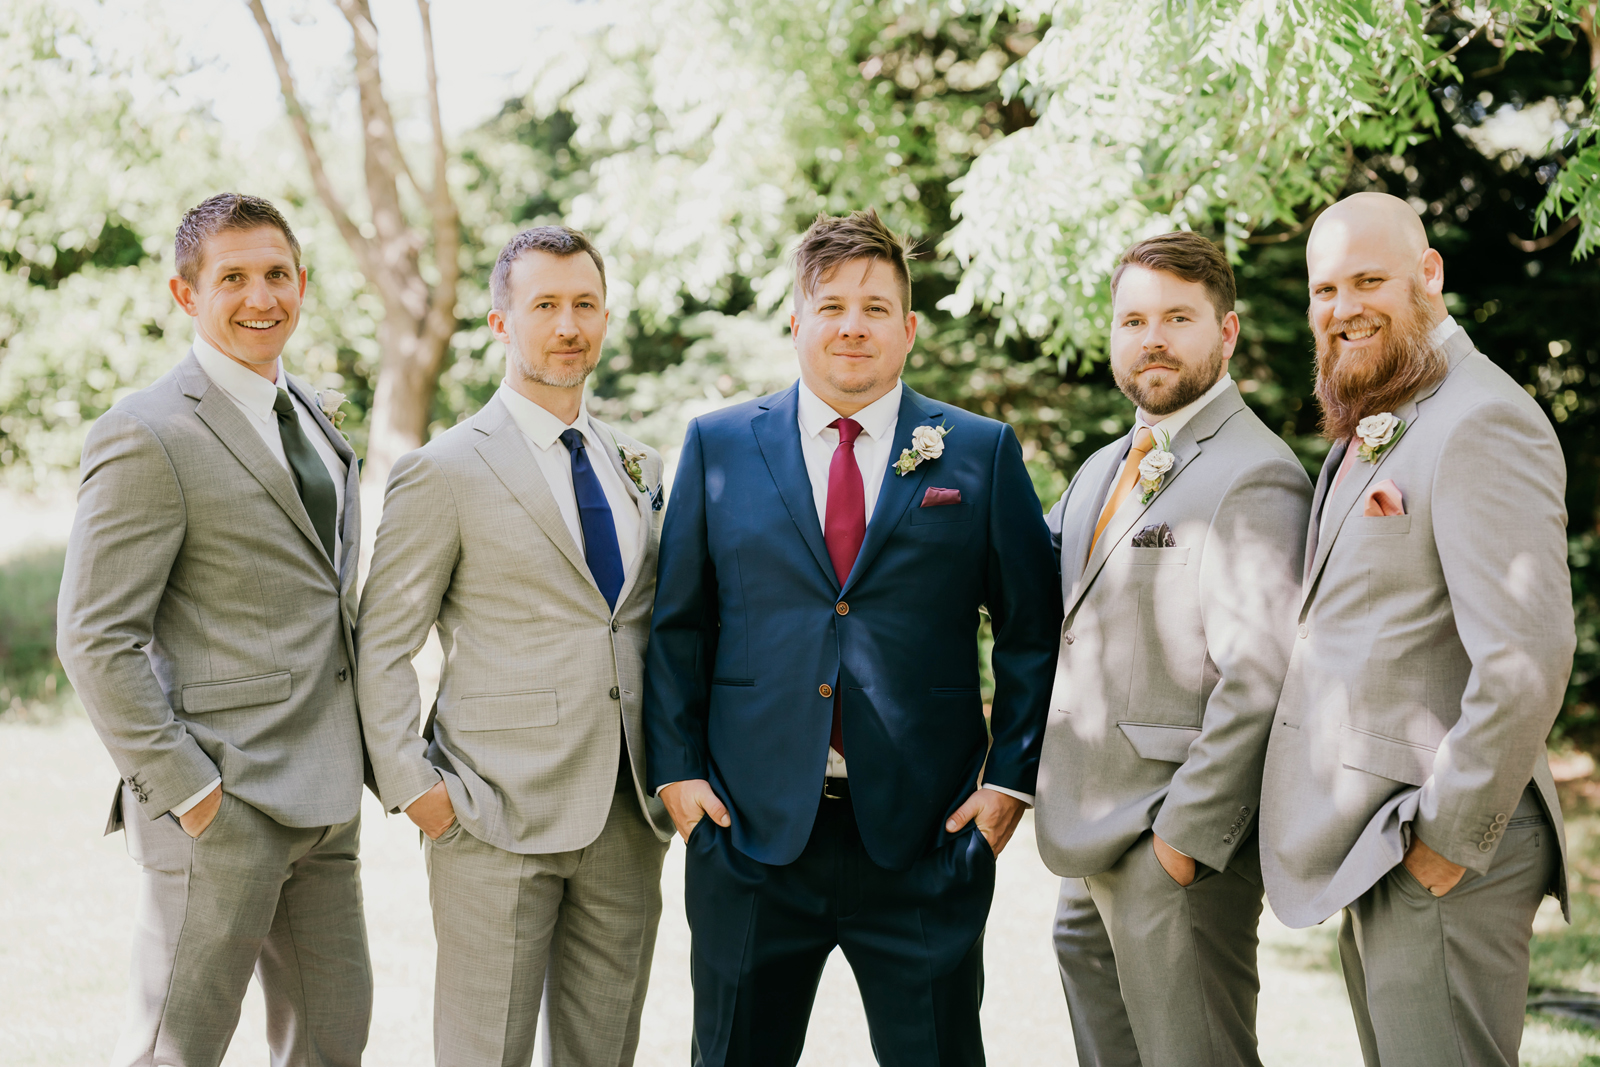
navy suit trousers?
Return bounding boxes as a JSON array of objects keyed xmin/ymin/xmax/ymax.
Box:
[{"xmin": 684, "ymin": 787, "xmax": 994, "ymax": 1067}]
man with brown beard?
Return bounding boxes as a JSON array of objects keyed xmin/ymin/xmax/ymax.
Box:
[{"xmin": 1260, "ymin": 192, "xmax": 1574, "ymax": 1067}]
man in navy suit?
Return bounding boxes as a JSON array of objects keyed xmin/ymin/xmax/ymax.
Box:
[{"xmin": 643, "ymin": 208, "xmax": 1062, "ymax": 1065}]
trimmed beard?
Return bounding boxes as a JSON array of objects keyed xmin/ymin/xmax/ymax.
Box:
[
  {"xmin": 1113, "ymin": 335, "xmax": 1227, "ymax": 417},
  {"xmin": 509, "ymin": 341, "xmax": 599, "ymax": 390},
  {"xmin": 1312, "ymin": 277, "xmax": 1446, "ymax": 441}
]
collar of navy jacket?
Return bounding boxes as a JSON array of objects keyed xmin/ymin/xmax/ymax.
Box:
[{"xmin": 751, "ymin": 381, "xmax": 946, "ymax": 595}]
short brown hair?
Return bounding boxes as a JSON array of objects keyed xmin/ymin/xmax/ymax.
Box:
[
  {"xmin": 1111, "ymin": 231, "xmax": 1236, "ymax": 320},
  {"xmin": 174, "ymin": 194, "xmax": 301, "ymax": 286},
  {"xmin": 793, "ymin": 208, "xmax": 913, "ymax": 315},
  {"xmin": 491, "ymin": 226, "xmax": 607, "ymax": 310}
]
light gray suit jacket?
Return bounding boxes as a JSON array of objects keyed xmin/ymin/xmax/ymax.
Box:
[
  {"xmin": 58, "ymin": 351, "xmax": 365, "ymax": 832},
  {"xmin": 1035, "ymin": 383, "xmax": 1312, "ymax": 878},
  {"xmin": 1261, "ymin": 326, "xmax": 1575, "ymax": 927},
  {"xmin": 356, "ymin": 394, "xmax": 672, "ymax": 855}
]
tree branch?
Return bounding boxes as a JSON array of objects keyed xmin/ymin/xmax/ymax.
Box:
[
  {"xmin": 1508, "ymin": 214, "xmax": 1580, "ymax": 252},
  {"xmin": 1244, "ymin": 203, "xmax": 1329, "ymax": 244},
  {"xmin": 417, "ymin": 0, "xmax": 461, "ymax": 349},
  {"xmin": 334, "ymin": 0, "xmax": 422, "ymax": 196},
  {"xmin": 243, "ymin": 0, "xmax": 373, "ymax": 272}
]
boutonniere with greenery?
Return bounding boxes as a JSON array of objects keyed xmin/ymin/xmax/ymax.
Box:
[
  {"xmin": 894, "ymin": 423, "xmax": 950, "ymax": 476},
  {"xmin": 618, "ymin": 443, "xmax": 663, "ymax": 509},
  {"xmin": 1137, "ymin": 429, "xmax": 1174, "ymax": 504},
  {"xmin": 315, "ymin": 389, "xmax": 350, "ymax": 441},
  {"xmin": 1355, "ymin": 412, "xmax": 1405, "ymax": 463}
]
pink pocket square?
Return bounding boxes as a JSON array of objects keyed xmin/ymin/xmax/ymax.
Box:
[
  {"xmin": 1363, "ymin": 479, "xmax": 1405, "ymax": 517},
  {"xmin": 921, "ymin": 487, "xmax": 962, "ymax": 507}
]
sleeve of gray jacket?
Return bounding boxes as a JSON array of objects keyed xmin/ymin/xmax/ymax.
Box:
[
  {"xmin": 356, "ymin": 449, "xmax": 461, "ymax": 812},
  {"xmin": 1414, "ymin": 398, "xmax": 1574, "ymax": 872},
  {"xmin": 56, "ymin": 408, "xmax": 221, "ymax": 817},
  {"xmin": 1152, "ymin": 455, "xmax": 1312, "ymax": 871}
]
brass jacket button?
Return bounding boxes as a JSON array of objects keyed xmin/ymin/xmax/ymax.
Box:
[
  {"xmin": 836, "ymin": 602, "xmax": 849, "ymax": 615},
  {"xmin": 819, "ymin": 684, "xmax": 833, "ymax": 698}
]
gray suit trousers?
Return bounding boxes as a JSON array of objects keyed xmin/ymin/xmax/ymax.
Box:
[
  {"xmin": 1054, "ymin": 833, "xmax": 1264, "ymax": 1067},
  {"xmin": 114, "ymin": 787, "xmax": 371, "ymax": 1067},
  {"xmin": 1339, "ymin": 787, "xmax": 1554, "ymax": 1067},
  {"xmin": 426, "ymin": 792, "xmax": 669, "ymax": 1067}
]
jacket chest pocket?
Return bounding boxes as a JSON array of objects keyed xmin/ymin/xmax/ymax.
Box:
[
  {"xmin": 909, "ymin": 502, "xmax": 974, "ymax": 526},
  {"xmin": 454, "ymin": 689, "xmax": 559, "ymax": 730}
]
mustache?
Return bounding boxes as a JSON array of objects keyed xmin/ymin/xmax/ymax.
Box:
[{"xmin": 1322, "ymin": 313, "xmax": 1388, "ymax": 341}]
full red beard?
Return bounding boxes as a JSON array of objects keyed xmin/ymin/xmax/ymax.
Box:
[{"xmin": 1312, "ymin": 279, "xmax": 1446, "ymax": 441}]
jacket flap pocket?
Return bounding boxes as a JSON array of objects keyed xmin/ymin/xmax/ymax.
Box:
[
  {"xmin": 1338, "ymin": 723, "xmax": 1435, "ymax": 786},
  {"xmin": 455, "ymin": 690, "xmax": 559, "ymax": 731},
  {"xmin": 1118, "ymin": 722, "xmax": 1202, "ymax": 763},
  {"xmin": 1122, "ymin": 547, "xmax": 1190, "ymax": 565},
  {"xmin": 909, "ymin": 502, "xmax": 973, "ymax": 526},
  {"xmin": 182, "ymin": 671, "xmax": 292, "ymax": 714}
]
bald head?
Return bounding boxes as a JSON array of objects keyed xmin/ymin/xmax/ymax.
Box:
[{"xmin": 1306, "ymin": 192, "xmax": 1447, "ymax": 340}]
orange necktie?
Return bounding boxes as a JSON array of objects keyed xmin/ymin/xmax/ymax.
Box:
[{"xmin": 1091, "ymin": 426, "xmax": 1155, "ymax": 553}]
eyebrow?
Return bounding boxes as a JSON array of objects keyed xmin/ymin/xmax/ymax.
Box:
[
  {"xmin": 814, "ymin": 292, "xmax": 898, "ymax": 305},
  {"xmin": 213, "ymin": 259, "xmax": 296, "ymax": 275},
  {"xmin": 528, "ymin": 291, "xmax": 602, "ymax": 302},
  {"xmin": 1120, "ymin": 303, "xmax": 1201, "ymax": 316}
]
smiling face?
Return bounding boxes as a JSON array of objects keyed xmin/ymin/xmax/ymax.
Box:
[
  {"xmin": 488, "ymin": 249, "xmax": 608, "ymax": 393},
  {"xmin": 790, "ymin": 256, "xmax": 917, "ymax": 416},
  {"xmin": 1109, "ymin": 265, "xmax": 1237, "ymax": 418},
  {"xmin": 168, "ymin": 226, "xmax": 305, "ymax": 379}
]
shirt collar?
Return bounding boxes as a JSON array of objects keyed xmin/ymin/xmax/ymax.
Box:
[
  {"xmin": 1428, "ymin": 314, "xmax": 1459, "ymax": 348},
  {"xmin": 497, "ymin": 380, "xmax": 595, "ymax": 451},
  {"xmin": 1135, "ymin": 372, "xmax": 1233, "ymax": 443},
  {"xmin": 797, "ymin": 378, "xmax": 903, "ymax": 441},
  {"xmin": 192, "ymin": 334, "xmax": 284, "ymax": 420}
]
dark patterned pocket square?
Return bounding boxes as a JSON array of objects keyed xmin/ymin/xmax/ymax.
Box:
[
  {"xmin": 1131, "ymin": 522, "xmax": 1175, "ymax": 548},
  {"xmin": 921, "ymin": 487, "xmax": 962, "ymax": 507}
]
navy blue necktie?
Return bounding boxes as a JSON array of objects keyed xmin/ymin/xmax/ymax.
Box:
[{"xmin": 559, "ymin": 428, "xmax": 625, "ymax": 611}]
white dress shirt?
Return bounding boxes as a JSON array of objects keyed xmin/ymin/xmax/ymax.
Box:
[
  {"xmin": 795, "ymin": 380, "xmax": 1032, "ymax": 807},
  {"xmin": 176, "ymin": 337, "xmax": 349, "ymax": 818}
]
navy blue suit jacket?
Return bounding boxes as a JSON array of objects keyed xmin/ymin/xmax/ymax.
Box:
[{"xmin": 643, "ymin": 382, "xmax": 1062, "ymax": 871}]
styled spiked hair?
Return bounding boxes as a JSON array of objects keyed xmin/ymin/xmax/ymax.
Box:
[
  {"xmin": 793, "ymin": 208, "xmax": 914, "ymax": 316},
  {"xmin": 1111, "ymin": 231, "xmax": 1237, "ymax": 320},
  {"xmin": 174, "ymin": 194, "xmax": 301, "ymax": 286}
]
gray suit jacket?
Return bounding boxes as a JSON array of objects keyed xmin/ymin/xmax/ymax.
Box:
[
  {"xmin": 58, "ymin": 351, "xmax": 365, "ymax": 832},
  {"xmin": 1035, "ymin": 383, "xmax": 1311, "ymax": 878},
  {"xmin": 356, "ymin": 394, "xmax": 672, "ymax": 854},
  {"xmin": 1261, "ymin": 327, "xmax": 1575, "ymax": 927}
]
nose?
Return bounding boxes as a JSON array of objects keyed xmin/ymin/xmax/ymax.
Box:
[
  {"xmin": 838, "ymin": 308, "xmax": 869, "ymax": 338},
  {"xmin": 1331, "ymin": 287, "xmax": 1363, "ymax": 324},
  {"xmin": 553, "ymin": 306, "xmax": 579, "ymax": 338},
  {"xmin": 243, "ymin": 276, "xmax": 276, "ymax": 311}
]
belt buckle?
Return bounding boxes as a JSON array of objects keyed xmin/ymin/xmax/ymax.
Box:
[{"xmin": 823, "ymin": 777, "xmax": 844, "ymax": 800}]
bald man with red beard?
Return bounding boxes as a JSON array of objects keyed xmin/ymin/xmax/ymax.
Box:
[{"xmin": 1260, "ymin": 192, "xmax": 1575, "ymax": 1067}]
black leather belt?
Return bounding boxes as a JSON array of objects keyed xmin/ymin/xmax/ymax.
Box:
[{"xmin": 823, "ymin": 776, "xmax": 850, "ymax": 800}]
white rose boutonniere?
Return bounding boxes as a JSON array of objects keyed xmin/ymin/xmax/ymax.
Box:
[
  {"xmin": 1355, "ymin": 412, "xmax": 1405, "ymax": 463},
  {"xmin": 894, "ymin": 423, "xmax": 950, "ymax": 476},
  {"xmin": 315, "ymin": 389, "xmax": 350, "ymax": 441},
  {"xmin": 1137, "ymin": 430, "xmax": 1174, "ymax": 504}
]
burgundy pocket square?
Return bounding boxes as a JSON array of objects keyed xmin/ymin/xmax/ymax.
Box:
[{"xmin": 921, "ymin": 487, "xmax": 962, "ymax": 507}]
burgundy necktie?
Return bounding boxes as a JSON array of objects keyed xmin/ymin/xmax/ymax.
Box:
[{"xmin": 823, "ymin": 417, "xmax": 865, "ymax": 757}]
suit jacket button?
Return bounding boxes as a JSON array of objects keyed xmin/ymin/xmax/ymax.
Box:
[
  {"xmin": 836, "ymin": 602, "xmax": 849, "ymax": 615},
  {"xmin": 1479, "ymin": 841, "xmax": 1494, "ymax": 853},
  {"xmin": 819, "ymin": 684, "xmax": 833, "ymax": 698},
  {"xmin": 337, "ymin": 667, "xmax": 349, "ymax": 682},
  {"xmin": 612, "ymin": 621, "xmax": 621, "ymax": 632},
  {"xmin": 1240, "ymin": 806, "xmax": 1250, "ymax": 814},
  {"xmin": 1494, "ymin": 812, "xmax": 1508, "ymax": 825},
  {"xmin": 609, "ymin": 686, "xmax": 620, "ymax": 700},
  {"xmin": 1223, "ymin": 835, "xmax": 1233, "ymax": 844},
  {"xmin": 1297, "ymin": 623, "xmax": 1309, "ymax": 639},
  {"xmin": 1063, "ymin": 632, "xmax": 1075, "ymax": 645}
]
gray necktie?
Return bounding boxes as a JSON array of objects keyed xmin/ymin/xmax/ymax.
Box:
[{"xmin": 273, "ymin": 388, "xmax": 337, "ymax": 562}]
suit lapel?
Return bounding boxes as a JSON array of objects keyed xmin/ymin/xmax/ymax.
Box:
[
  {"xmin": 1061, "ymin": 444, "xmax": 1125, "ymax": 607},
  {"xmin": 843, "ymin": 387, "xmax": 943, "ymax": 594},
  {"xmin": 1300, "ymin": 332, "xmax": 1475, "ymax": 608},
  {"xmin": 591, "ymin": 417, "xmax": 655, "ymax": 610},
  {"xmin": 751, "ymin": 384, "xmax": 838, "ymax": 589},
  {"xmin": 179, "ymin": 353, "xmax": 334, "ymax": 574},
  {"xmin": 1302, "ymin": 440, "xmax": 1345, "ymax": 585},
  {"xmin": 1067, "ymin": 385, "xmax": 1245, "ymax": 620},
  {"xmin": 472, "ymin": 397, "xmax": 596, "ymax": 587}
]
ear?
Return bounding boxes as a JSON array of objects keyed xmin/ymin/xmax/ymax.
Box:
[
  {"xmin": 169, "ymin": 275, "xmax": 199, "ymax": 317},
  {"xmin": 1419, "ymin": 247, "xmax": 1445, "ymax": 296},
  {"xmin": 487, "ymin": 307, "xmax": 511, "ymax": 346},
  {"xmin": 903, "ymin": 309, "xmax": 918, "ymax": 351},
  {"xmin": 1219, "ymin": 310, "xmax": 1240, "ymax": 360},
  {"xmin": 297, "ymin": 265, "xmax": 308, "ymax": 300}
]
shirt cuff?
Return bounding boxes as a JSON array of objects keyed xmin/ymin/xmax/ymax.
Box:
[
  {"xmin": 982, "ymin": 783, "xmax": 1034, "ymax": 807},
  {"xmin": 170, "ymin": 778, "xmax": 221, "ymax": 817},
  {"xmin": 400, "ymin": 770, "xmax": 444, "ymax": 812}
]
